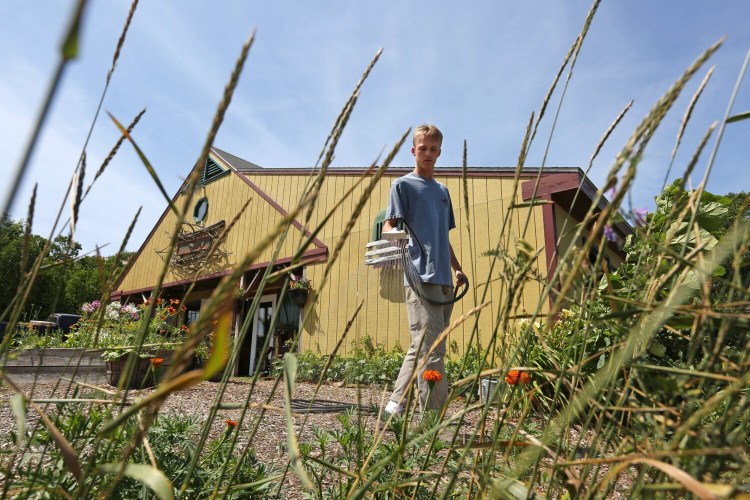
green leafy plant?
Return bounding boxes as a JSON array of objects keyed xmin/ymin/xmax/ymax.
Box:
[{"xmin": 3, "ymin": 401, "xmax": 275, "ymax": 498}]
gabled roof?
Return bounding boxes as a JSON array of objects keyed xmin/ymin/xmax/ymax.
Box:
[{"xmin": 111, "ymin": 148, "xmax": 328, "ymax": 298}]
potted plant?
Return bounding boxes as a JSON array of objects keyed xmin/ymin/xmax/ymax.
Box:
[{"xmin": 287, "ymin": 274, "xmax": 311, "ymax": 306}]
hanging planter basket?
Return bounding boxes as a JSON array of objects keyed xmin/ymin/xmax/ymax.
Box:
[{"xmin": 288, "ymin": 288, "xmax": 309, "ymax": 306}]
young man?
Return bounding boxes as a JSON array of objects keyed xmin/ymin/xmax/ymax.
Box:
[{"xmin": 383, "ymin": 124, "xmax": 468, "ymax": 414}]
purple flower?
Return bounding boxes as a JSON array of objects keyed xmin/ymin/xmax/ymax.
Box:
[
  {"xmin": 633, "ymin": 207, "xmax": 648, "ymax": 226},
  {"xmin": 603, "ymin": 224, "xmax": 618, "ymax": 242},
  {"xmin": 81, "ymin": 300, "xmax": 102, "ymax": 314}
]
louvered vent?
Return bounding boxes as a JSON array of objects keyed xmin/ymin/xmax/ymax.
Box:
[{"xmin": 201, "ymin": 157, "xmax": 229, "ymax": 185}]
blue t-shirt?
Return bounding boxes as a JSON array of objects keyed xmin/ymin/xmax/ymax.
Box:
[{"xmin": 385, "ymin": 172, "xmax": 456, "ymax": 286}]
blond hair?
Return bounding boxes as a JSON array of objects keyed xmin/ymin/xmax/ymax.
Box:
[{"xmin": 413, "ymin": 124, "xmax": 443, "ymax": 146}]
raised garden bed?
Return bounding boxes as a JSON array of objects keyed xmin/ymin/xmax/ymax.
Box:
[
  {"xmin": 4, "ymin": 348, "xmax": 196, "ymax": 387},
  {"xmin": 4, "ymin": 348, "xmax": 106, "ymax": 384}
]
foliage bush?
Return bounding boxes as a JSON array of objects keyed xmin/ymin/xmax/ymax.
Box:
[{"xmin": 294, "ymin": 336, "xmax": 404, "ymax": 386}]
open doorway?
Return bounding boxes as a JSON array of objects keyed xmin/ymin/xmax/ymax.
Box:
[{"xmin": 238, "ymin": 295, "xmax": 277, "ymax": 376}]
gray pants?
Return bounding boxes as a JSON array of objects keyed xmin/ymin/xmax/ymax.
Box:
[{"xmin": 390, "ymin": 284, "xmax": 454, "ymax": 412}]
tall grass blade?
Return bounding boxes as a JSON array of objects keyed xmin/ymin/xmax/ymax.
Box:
[
  {"xmin": 70, "ymin": 151, "xmax": 85, "ymax": 238},
  {"xmin": 97, "ymin": 463, "xmax": 174, "ymax": 500},
  {"xmin": 107, "ymin": 0, "xmax": 139, "ymax": 83},
  {"xmin": 61, "ymin": 0, "xmax": 86, "ymax": 60},
  {"xmin": 201, "ymin": 310, "xmax": 231, "ymax": 380},
  {"xmin": 314, "ymin": 48, "xmax": 383, "ymax": 168},
  {"xmin": 282, "ymin": 352, "xmax": 313, "ymax": 489},
  {"xmin": 2, "ymin": 0, "xmax": 88, "ymax": 217},
  {"xmin": 595, "ymin": 458, "xmax": 716, "ymax": 499},
  {"xmin": 489, "ymin": 476, "xmax": 545, "ymax": 500},
  {"xmin": 29, "ymin": 397, "xmax": 81, "ymax": 481},
  {"xmin": 107, "ymin": 111, "xmax": 179, "ymax": 216},
  {"xmin": 726, "ymin": 110, "xmax": 750, "ymax": 123},
  {"xmin": 83, "ymin": 108, "xmax": 146, "ymax": 202},
  {"xmin": 9, "ymin": 394, "xmax": 26, "ymax": 448},
  {"xmin": 19, "ymin": 185, "xmax": 37, "ymax": 276},
  {"xmin": 663, "ymin": 66, "xmax": 715, "ymax": 190}
]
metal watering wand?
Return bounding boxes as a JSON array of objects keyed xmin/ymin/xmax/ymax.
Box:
[{"xmin": 364, "ymin": 226, "xmax": 469, "ymax": 305}]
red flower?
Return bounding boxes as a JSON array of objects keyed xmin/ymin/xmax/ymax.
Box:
[
  {"xmin": 226, "ymin": 419, "xmax": 238, "ymax": 428},
  {"xmin": 505, "ymin": 370, "xmax": 530, "ymax": 385},
  {"xmin": 181, "ymin": 324, "xmax": 190, "ymax": 333},
  {"xmin": 167, "ymin": 306, "xmax": 177, "ymax": 315},
  {"xmin": 423, "ymin": 370, "xmax": 443, "ymax": 383},
  {"xmin": 151, "ymin": 357, "xmax": 164, "ymax": 367},
  {"xmin": 180, "ymin": 305, "xmax": 187, "ymax": 312}
]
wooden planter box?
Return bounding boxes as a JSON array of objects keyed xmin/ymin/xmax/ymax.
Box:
[
  {"xmin": 4, "ymin": 348, "xmax": 106, "ymax": 384},
  {"xmin": 2, "ymin": 348, "xmax": 196, "ymax": 387}
]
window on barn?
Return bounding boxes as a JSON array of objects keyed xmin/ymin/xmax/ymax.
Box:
[
  {"xmin": 201, "ymin": 157, "xmax": 230, "ymax": 185},
  {"xmin": 193, "ymin": 197, "xmax": 209, "ymax": 223}
]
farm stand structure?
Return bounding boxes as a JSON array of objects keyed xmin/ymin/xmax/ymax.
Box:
[{"xmin": 112, "ymin": 148, "xmax": 628, "ymax": 374}]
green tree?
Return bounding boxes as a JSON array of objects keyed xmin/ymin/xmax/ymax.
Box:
[{"xmin": 0, "ymin": 216, "xmax": 126, "ymax": 320}]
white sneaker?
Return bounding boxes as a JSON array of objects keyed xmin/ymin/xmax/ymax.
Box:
[{"xmin": 384, "ymin": 401, "xmax": 404, "ymax": 414}]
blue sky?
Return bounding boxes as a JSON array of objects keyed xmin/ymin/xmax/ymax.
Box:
[{"xmin": 1, "ymin": 1, "xmax": 749, "ymax": 254}]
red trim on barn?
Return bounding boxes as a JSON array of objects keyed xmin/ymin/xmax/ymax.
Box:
[
  {"xmin": 212, "ymin": 149, "xmax": 329, "ymax": 251},
  {"xmin": 111, "ymin": 246, "xmax": 327, "ymax": 300},
  {"xmin": 541, "ymin": 194, "xmax": 559, "ymax": 285}
]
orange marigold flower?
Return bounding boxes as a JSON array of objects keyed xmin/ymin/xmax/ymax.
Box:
[
  {"xmin": 423, "ymin": 370, "xmax": 443, "ymax": 383},
  {"xmin": 181, "ymin": 324, "xmax": 190, "ymax": 332},
  {"xmin": 226, "ymin": 419, "xmax": 238, "ymax": 428},
  {"xmin": 151, "ymin": 357, "xmax": 164, "ymax": 367},
  {"xmin": 180, "ymin": 305, "xmax": 187, "ymax": 312},
  {"xmin": 170, "ymin": 298, "xmax": 180, "ymax": 305},
  {"xmin": 505, "ymin": 370, "xmax": 530, "ymax": 385},
  {"xmin": 167, "ymin": 306, "xmax": 177, "ymax": 315},
  {"xmin": 156, "ymin": 298, "xmax": 163, "ymax": 305}
]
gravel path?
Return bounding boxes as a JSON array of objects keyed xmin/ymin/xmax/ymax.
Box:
[{"xmin": 0, "ymin": 377, "xmax": 487, "ymax": 498}]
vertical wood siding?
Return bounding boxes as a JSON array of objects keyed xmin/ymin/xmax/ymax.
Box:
[{"xmin": 118, "ymin": 169, "xmax": 553, "ymax": 357}]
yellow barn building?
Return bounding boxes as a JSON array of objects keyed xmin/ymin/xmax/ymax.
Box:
[{"xmin": 112, "ymin": 147, "xmax": 629, "ymax": 375}]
